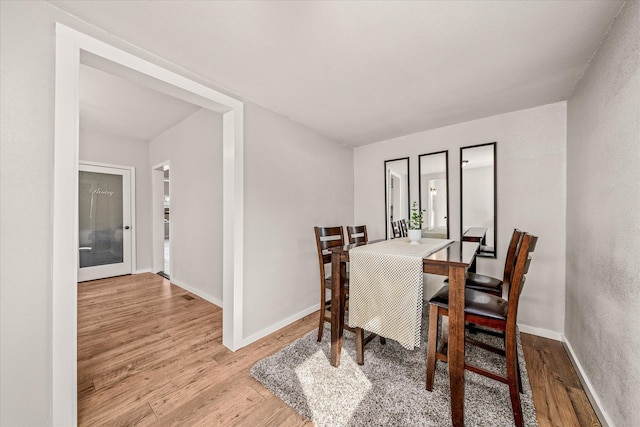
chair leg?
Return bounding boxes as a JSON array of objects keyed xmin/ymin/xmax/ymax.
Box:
[
  {"xmin": 426, "ymin": 303, "xmax": 439, "ymax": 391},
  {"xmin": 516, "ymin": 352, "xmax": 523, "ymax": 394},
  {"xmin": 317, "ymin": 283, "xmax": 326, "ymax": 342},
  {"xmin": 506, "ymin": 333, "xmax": 524, "ymax": 427},
  {"xmin": 504, "ymin": 333, "xmax": 523, "ymax": 394},
  {"xmin": 356, "ymin": 327, "xmax": 364, "ymax": 365}
]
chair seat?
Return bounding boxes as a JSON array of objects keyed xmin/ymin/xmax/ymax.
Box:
[
  {"xmin": 444, "ymin": 272, "xmax": 503, "ymax": 295},
  {"xmin": 466, "ymin": 272, "xmax": 502, "ymax": 292},
  {"xmin": 429, "ymin": 285, "xmax": 508, "ymax": 321}
]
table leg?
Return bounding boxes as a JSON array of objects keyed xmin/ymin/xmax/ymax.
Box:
[
  {"xmin": 356, "ymin": 327, "xmax": 364, "ymax": 365},
  {"xmin": 330, "ymin": 251, "xmax": 345, "ymax": 367},
  {"xmin": 448, "ymin": 265, "xmax": 466, "ymax": 427}
]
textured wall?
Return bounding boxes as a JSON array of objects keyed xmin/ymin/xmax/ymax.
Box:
[{"xmin": 566, "ymin": 2, "xmax": 640, "ymax": 426}]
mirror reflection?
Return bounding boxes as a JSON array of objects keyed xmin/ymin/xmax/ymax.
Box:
[
  {"xmin": 418, "ymin": 151, "xmax": 449, "ymax": 239},
  {"xmin": 384, "ymin": 157, "xmax": 410, "ymax": 240},
  {"xmin": 461, "ymin": 142, "xmax": 496, "ymax": 257}
]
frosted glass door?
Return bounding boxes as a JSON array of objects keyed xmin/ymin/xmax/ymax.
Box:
[{"xmin": 78, "ymin": 164, "xmax": 132, "ymax": 282}]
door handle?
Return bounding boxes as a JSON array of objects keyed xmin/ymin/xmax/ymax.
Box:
[{"xmin": 124, "ymin": 226, "xmax": 130, "ymax": 230}]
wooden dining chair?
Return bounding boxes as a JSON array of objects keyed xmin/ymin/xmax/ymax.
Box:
[
  {"xmin": 444, "ymin": 229, "xmax": 522, "ymax": 297},
  {"xmin": 346, "ymin": 225, "xmax": 368, "ymax": 244},
  {"xmin": 314, "ymin": 226, "xmax": 386, "ymax": 349},
  {"xmin": 399, "ymin": 219, "xmax": 408, "ymax": 237},
  {"xmin": 391, "ymin": 221, "xmax": 402, "ymax": 238},
  {"xmin": 314, "ymin": 226, "xmax": 349, "ymax": 342},
  {"xmin": 426, "ymin": 232, "xmax": 538, "ymax": 427},
  {"xmin": 466, "ymin": 229, "xmax": 523, "ymax": 297}
]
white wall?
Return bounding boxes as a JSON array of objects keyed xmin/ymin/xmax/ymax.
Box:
[
  {"xmin": 355, "ymin": 102, "xmax": 567, "ymax": 336},
  {"xmin": 150, "ymin": 108, "xmax": 224, "ymax": 304},
  {"xmin": 242, "ymin": 101, "xmax": 354, "ymax": 340},
  {"xmin": 566, "ymin": 1, "xmax": 640, "ymax": 425},
  {"xmin": 1, "ymin": 2, "xmax": 57, "ymax": 424},
  {"xmin": 79, "ymin": 129, "xmax": 153, "ymax": 272}
]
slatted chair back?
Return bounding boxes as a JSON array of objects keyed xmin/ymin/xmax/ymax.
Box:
[
  {"xmin": 506, "ymin": 233, "xmax": 538, "ymax": 331},
  {"xmin": 391, "ymin": 221, "xmax": 402, "ymax": 238},
  {"xmin": 502, "ymin": 229, "xmax": 524, "ymax": 287},
  {"xmin": 314, "ymin": 226, "xmax": 345, "ymax": 277},
  {"xmin": 399, "ymin": 219, "xmax": 408, "ymax": 237},
  {"xmin": 347, "ymin": 225, "xmax": 368, "ymax": 244},
  {"xmin": 313, "ymin": 226, "xmax": 346, "ymax": 341}
]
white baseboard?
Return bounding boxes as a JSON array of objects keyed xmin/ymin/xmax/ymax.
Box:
[
  {"xmin": 241, "ymin": 304, "xmax": 320, "ymax": 347},
  {"xmin": 169, "ymin": 277, "xmax": 223, "ymax": 308},
  {"xmin": 562, "ymin": 337, "xmax": 612, "ymax": 427},
  {"xmin": 135, "ymin": 268, "xmax": 152, "ymax": 274},
  {"xmin": 517, "ymin": 323, "xmax": 563, "ymax": 341}
]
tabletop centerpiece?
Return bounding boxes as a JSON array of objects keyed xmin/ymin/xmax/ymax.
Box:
[{"xmin": 407, "ymin": 201, "xmax": 425, "ymax": 244}]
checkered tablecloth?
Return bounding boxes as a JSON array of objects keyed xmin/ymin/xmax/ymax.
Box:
[{"xmin": 348, "ymin": 238, "xmax": 452, "ymax": 349}]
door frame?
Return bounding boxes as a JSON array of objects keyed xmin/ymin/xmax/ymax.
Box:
[
  {"xmin": 78, "ymin": 161, "xmax": 136, "ymax": 282},
  {"xmin": 53, "ymin": 24, "xmax": 244, "ymax": 426},
  {"xmin": 152, "ymin": 161, "xmax": 170, "ymax": 275}
]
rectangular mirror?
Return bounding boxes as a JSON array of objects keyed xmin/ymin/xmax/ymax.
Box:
[
  {"xmin": 384, "ymin": 157, "xmax": 410, "ymax": 240},
  {"xmin": 460, "ymin": 142, "xmax": 496, "ymax": 257},
  {"xmin": 419, "ymin": 151, "xmax": 449, "ymax": 239}
]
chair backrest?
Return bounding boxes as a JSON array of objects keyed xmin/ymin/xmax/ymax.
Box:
[
  {"xmin": 502, "ymin": 229, "xmax": 524, "ymax": 288},
  {"xmin": 399, "ymin": 219, "xmax": 408, "ymax": 237},
  {"xmin": 506, "ymin": 232, "xmax": 538, "ymax": 329},
  {"xmin": 347, "ymin": 225, "xmax": 368, "ymax": 244},
  {"xmin": 314, "ymin": 226, "xmax": 345, "ymax": 281},
  {"xmin": 391, "ymin": 221, "xmax": 402, "ymax": 238}
]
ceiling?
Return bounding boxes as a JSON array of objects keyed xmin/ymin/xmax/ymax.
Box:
[
  {"xmin": 53, "ymin": 0, "xmax": 624, "ymax": 147},
  {"xmin": 80, "ymin": 64, "xmax": 201, "ymax": 141}
]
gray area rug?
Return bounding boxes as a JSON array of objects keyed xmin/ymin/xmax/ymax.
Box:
[{"xmin": 250, "ymin": 307, "xmax": 538, "ymax": 426}]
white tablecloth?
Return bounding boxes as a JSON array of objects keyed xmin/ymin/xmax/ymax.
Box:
[{"xmin": 348, "ymin": 238, "xmax": 452, "ymax": 349}]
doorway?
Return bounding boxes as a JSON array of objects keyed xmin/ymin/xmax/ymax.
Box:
[
  {"xmin": 153, "ymin": 162, "xmax": 171, "ymax": 279},
  {"xmin": 78, "ymin": 162, "xmax": 134, "ymax": 282},
  {"xmin": 163, "ymin": 167, "xmax": 170, "ymax": 277},
  {"xmin": 54, "ymin": 24, "xmax": 244, "ymax": 426}
]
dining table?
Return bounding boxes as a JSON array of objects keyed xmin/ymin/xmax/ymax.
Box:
[{"xmin": 329, "ymin": 238, "xmax": 479, "ymax": 427}]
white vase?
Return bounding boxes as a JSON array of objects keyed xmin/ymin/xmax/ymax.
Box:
[{"xmin": 407, "ymin": 229, "xmax": 422, "ymax": 245}]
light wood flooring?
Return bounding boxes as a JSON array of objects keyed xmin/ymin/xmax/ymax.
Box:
[{"xmin": 78, "ymin": 273, "xmax": 599, "ymax": 426}]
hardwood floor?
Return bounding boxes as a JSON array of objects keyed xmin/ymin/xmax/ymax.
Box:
[{"xmin": 78, "ymin": 273, "xmax": 599, "ymax": 426}]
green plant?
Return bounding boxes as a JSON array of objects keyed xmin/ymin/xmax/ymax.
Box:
[{"xmin": 408, "ymin": 201, "xmax": 425, "ymax": 230}]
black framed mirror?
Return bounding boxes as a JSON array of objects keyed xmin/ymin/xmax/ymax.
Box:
[
  {"xmin": 460, "ymin": 142, "xmax": 496, "ymax": 257},
  {"xmin": 384, "ymin": 157, "xmax": 410, "ymax": 240},
  {"xmin": 418, "ymin": 151, "xmax": 449, "ymax": 239}
]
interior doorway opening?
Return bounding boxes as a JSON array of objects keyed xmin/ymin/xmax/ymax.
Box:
[
  {"xmin": 54, "ymin": 24, "xmax": 244, "ymax": 426},
  {"xmin": 153, "ymin": 161, "xmax": 171, "ymax": 278},
  {"xmin": 161, "ymin": 166, "xmax": 170, "ymax": 278}
]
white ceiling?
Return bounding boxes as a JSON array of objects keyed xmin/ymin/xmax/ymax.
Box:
[
  {"xmin": 53, "ymin": 0, "xmax": 624, "ymax": 147},
  {"xmin": 80, "ymin": 64, "xmax": 201, "ymax": 141}
]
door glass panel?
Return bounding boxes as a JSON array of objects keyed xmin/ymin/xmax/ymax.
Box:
[{"xmin": 79, "ymin": 171, "xmax": 124, "ymax": 268}]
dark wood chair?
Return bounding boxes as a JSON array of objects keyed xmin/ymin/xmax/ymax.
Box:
[
  {"xmin": 391, "ymin": 221, "xmax": 402, "ymax": 238},
  {"xmin": 399, "ymin": 219, "xmax": 408, "ymax": 237},
  {"xmin": 346, "ymin": 225, "xmax": 368, "ymax": 244},
  {"xmin": 465, "ymin": 229, "xmax": 523, "ymax": 297},
  {"xmin": 426, "ymin": 232, "xmax": 538, "ymax": 427},
  {"xmin": 314, "ymin": 226, "xmax": 386, "ymax": 349},
  {"xmin": 314, "ymin": 226, "xmax": 347, "ymax": 342}
]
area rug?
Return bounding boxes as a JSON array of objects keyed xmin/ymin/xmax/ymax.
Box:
[{"xmin": 250, "ymin": 307, "xmax": 538, "ymax": 426}]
